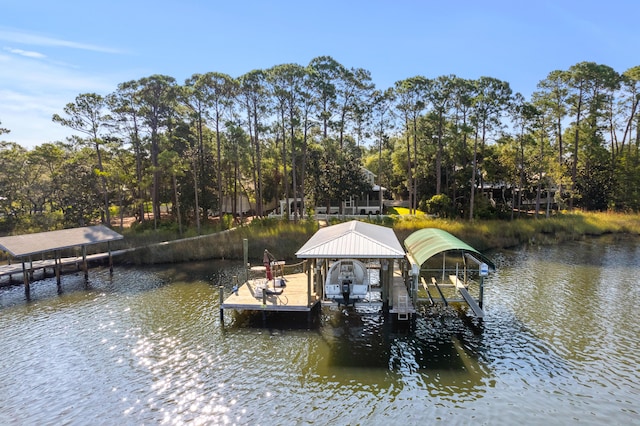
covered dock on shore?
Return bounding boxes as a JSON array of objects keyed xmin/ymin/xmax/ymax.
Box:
[{"xmin": 0, "ymin": 225, "xmax": 124, "ymax": 298}]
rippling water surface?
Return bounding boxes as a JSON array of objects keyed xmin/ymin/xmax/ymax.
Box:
[{"xmin": 1, "ymin": 236, "xmax": 638, "ymax": 425}]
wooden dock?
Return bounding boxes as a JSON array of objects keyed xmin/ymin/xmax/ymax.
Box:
[
  {"xmin": 0, "ymin": 251, "xmax": 128, "ymax": 283},
  {"xmin": 221, "ymin": 272, "xmax": 320, "ymax": 313}
]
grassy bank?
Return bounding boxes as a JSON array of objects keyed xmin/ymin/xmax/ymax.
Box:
[
  {"xmin": 112, "ymin": 212, "xmax": 640, "ymax": 264},
  {"xmin": 392, "ymin": 211, "xmax": 640, "ymax": 252},
  {"xmin": 113, "ymin": 218, "xmax": 319, "ymax": 264}
]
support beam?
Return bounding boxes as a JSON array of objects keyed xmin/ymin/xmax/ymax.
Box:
[
  {"xmin": 432, "ymin": 277, "xmax": 448, "ymax": 306},
  {"xmin": 108, "ymin": 241, "xmax": 113, "ymax": 275},
  {"xmin": 82, "ymin": 246, "xmax": 88, "ymax": 283},
  {"xmin": 449, "ymin": 275, "xmax": 484, "ymax": 318},
  {"xmin": 22, "ymin": 260, "xmax": 30, "ymax": 300},
  {"xmin": 306, "ymin": 260, "xmax": 311, "ymax": 305},
  {"xmin": 219, "ymin": 285, "xmax": 224, "ymax": 322},
  {"xmin": 55, "ymin": 250, "xmax": 61, "ymax": 293},
  {"xmin": 381, "ymin": 260, "xmax": 389, "ymax": 311}
]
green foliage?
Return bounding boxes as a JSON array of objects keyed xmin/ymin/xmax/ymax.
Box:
[
  {"xmin": 221, "ymin": 214, "xmax": 234, "ymax": 230},
  {"xmin": 5, "ymin": 58, "xmax": 640, "ymax": 240},
  {"xmin": 472, "ymin": 196, "xmax": 498, "ymax": 220},
  {"xmin": 54, "ymin": 210, "xmax": 640, "ymax": 265},
  {"xmin": 421, "ymin": 194, "xmax": 453, "ymax": 218}
]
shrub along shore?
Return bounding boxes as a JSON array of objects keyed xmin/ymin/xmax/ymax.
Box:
[{"xmin": 111, "ymin": 211, "xmax": 640, "ymax": 265}]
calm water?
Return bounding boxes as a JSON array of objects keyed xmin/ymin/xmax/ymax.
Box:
[{"xmin": 0, "ymin": 237, "xmax": 639, "ymax": 425}]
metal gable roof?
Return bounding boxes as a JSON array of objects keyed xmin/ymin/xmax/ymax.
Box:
[
  {"xmin": 0, "ymin": 225, "xmax": 123, "ymax": 258},
  {"xmin": 404, "ymin": 228, "xmax": 495, "ymax": 270},
  {"xmin": 295, "ymin": 220, "xmax": 405, "ymax": 259}
]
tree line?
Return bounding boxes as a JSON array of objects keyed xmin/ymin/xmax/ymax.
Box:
[{"xmin": 1, "ymin": 57, "xmax": 639, "ymax": 233}]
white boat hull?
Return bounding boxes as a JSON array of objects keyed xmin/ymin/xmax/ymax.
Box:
[{"xmin": 324, "ymin": 259, "xmax": 369, "ymax": 305}]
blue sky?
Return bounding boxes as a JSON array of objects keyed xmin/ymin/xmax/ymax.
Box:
[{"xmin": 1, "ymin": 0, "xmax": 638, "ymax": 148}]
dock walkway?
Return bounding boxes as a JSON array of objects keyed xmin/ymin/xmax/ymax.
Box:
[
  {"xmin": 0, "ymin": 249, "xmax": 133, "ymax": 284},
  {"xmin": 389, "ymin": 273, "xmax": 416, "ymax": 319}
]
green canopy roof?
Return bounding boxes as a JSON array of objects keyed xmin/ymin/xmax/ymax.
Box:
[{"xmin": 404, "ymin": 228, "xmax": 495, "ymax": 270}]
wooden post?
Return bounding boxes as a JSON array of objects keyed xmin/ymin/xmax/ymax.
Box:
[
  {"xmin": 381, "ymin": 260, "xmax": 389, "ymax": 312},
  {"xmin": 316, "ymin": 260, "xmax": 321, "ymax": 298},
  {"xmin": 219, "ymin": 285, "xmax": 224, "ymax": 322},
  {"xmin": 21, "ymin": 260, "xmax": 30, "ymax": 299},
  {"xmin": 243, "ymin": 238, "xmax": 249, "ymax": 283},
  {"xmin": 55, "ymin": 250, "xmax": 61, "ymax": 292},
  {"xmin": 28, "ymin": 256, "xmax": 34, "ymax": 280},
  {"xmin": 306, "ymin": 260, "xmax": 311, "ymax": 305},
  {"xmin": 82, "ymin": 245, "xmax": 88, "ymax": 283},
  {"xmin": 108, "ymin": 241, "xmax": 113, "ymax": 275},
  {"xmin": 479, "ymin": 276, "xmax": 484, "ymax": 309}
]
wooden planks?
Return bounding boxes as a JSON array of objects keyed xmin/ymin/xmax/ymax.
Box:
[
  {"xmin": 389, "ymin": 275, "xmax": 416, "ymax": 316},
  {"xmin": 221, "ymin": 272, "xmax": 319, "ymax": 312}
]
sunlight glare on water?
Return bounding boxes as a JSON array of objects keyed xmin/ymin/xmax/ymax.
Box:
[{"xmin": 0, "ymin": 238, "xmax": 639, "ymax": 425}]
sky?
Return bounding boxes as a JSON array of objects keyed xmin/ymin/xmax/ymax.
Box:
[{"xmin": 1, "ymin": 0, "xmax": 639, "ymax": 148}]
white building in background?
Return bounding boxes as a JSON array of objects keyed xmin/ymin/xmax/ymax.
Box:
[
  {"xmin": 270, "ymin": 167, "xmax": 390, "ymax": 218},
  {"xmin": 220, "ymin": 194, "xmax": 251, "ymax": 215}
]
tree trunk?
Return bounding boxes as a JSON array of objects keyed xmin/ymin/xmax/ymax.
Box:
[
  {"xmin": 192, "ymin": 160, "xmax": 201, "ymax": 234},
  {"xmin": 469, "ymin": 129, "xmax": 479, "ymax": 221},
  {"xmin": 570, "ymin": 81, "xmax": 584, "ymax": 210},
  {"xmin": 173, "ymin": 173, "xmax": 182, "ymax": 235}
]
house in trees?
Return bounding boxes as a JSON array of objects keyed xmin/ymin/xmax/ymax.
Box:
[
  {"xmin": 220, "ymin": 194, "xmax": 252, "ymax": 216},
  {"xmin": 271, "ymin": 167, "xmax": 391, "ymax": 218}
]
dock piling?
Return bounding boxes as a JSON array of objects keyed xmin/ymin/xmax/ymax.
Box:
[
  {"xmin": 82, "ymin": 246, "xmax": 88, "ymax": 284},
  {"xmin": 22, "ymin": 261, "xmax": 30, "ymax": 300},
  {"xmin": 243, "ymin": 238, "xmax": 248, "ymax": 283},
  {"xmin": 219, "ymin": 285, "xmax": 224, "ymax": 322}
]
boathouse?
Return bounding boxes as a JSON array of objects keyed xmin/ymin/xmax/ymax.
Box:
[
  {"xmin": 220, "ymin": 221, "xmax": 496, "ymax": 324},
  {"xmin": 0, "ymin": 225, "xmax": 124, "ymax": 298},
  {"xmin": 220, "ymin": 220, "xmax": 415, "ymax": 322},
  {"xmin": 295, "ymin": 220, "xmax": 411, "ymax": 316}
]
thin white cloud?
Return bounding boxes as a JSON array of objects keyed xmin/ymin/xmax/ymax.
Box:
[
  {"xmin": 0, "ymin": 48, "xmax": 135, "ymax": 147},
  {"xmin": 0, "ymin": 51, "xmax": 115, "ymax": 93},
  {"xmin": 0, "ymin": 28, "xmax": 125, "ymax": 54},
  {"xmin": 3, "ymin": 47, "xmax": 46, "ymax": 59}
]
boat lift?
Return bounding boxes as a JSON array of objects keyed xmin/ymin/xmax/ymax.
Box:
[{"xmin": 404, "ymin": 229, "xmax": 494, "ymax": 319}]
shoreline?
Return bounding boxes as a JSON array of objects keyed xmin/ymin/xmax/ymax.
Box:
[{"xmin": 111, "ymin": 211, "xmax": 640, "ymax": 264}]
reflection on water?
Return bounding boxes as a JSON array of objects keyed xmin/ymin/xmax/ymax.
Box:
[{"xmin": 1, "ymin": 237, "xmax": 639, "ymax": 424}]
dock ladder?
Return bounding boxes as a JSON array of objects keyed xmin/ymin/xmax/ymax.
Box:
[{"xmin": 397, "ymin": 294, "xmax": 410, "ymax": 321}]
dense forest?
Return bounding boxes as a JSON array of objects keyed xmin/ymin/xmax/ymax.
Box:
[{"xmin": 1, "ymin": 56, "xmax": 639, "ymax": 234}]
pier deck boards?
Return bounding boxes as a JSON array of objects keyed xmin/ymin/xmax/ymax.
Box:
[
  {"xmin": 0, "ymin": 251, "xmax": 130, "ymax": 282},
  {"xmin": 221, "ymin": 272, "xmax": 319, "ymax": 312}
]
